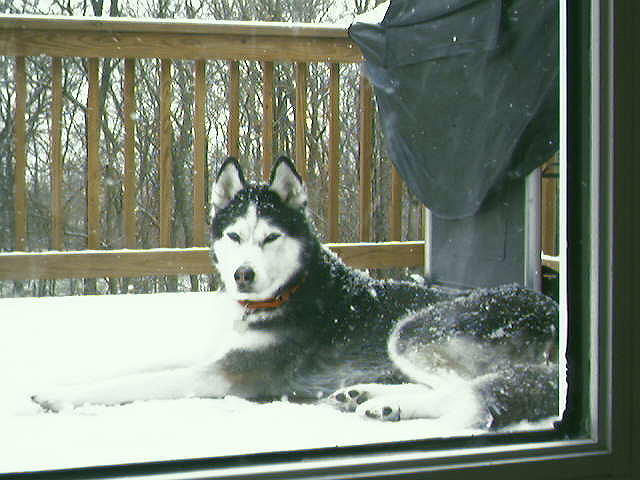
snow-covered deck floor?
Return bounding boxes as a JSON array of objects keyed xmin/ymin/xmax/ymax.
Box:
[{"xmin": 0, "ymin": 292, "xmax": 552, "ymax": 475}]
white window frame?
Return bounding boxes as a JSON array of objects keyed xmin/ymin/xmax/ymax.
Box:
[{"xmin": 21, "ymin": 1, "xmax": 637, "ymax": 479}]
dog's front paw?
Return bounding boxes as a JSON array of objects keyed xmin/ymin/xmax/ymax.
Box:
[
  {"xmin": 327, "ymin": 385, "xmax": 374, "ymax": 412},
  {"xmin": 30, "ymin": 394, "xmax": 70, "ymax": 413}
]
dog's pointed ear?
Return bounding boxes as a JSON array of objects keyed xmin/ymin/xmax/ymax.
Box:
[
  {"xmin": 269, "ymin": 156, "xmax": 307, "ymax": 209},
  {"xmin": 212, "ymin": 157, "xmax": 245, "ymax": 211}
]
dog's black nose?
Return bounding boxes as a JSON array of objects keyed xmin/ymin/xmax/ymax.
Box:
[{"xmin": 234, "ymin": 266, "xmax": 255, "ymax": 290}]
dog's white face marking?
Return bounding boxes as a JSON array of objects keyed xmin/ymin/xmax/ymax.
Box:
[{"xmin": 212, "ymin": 203, "xmax": 303, "ymax": 301}]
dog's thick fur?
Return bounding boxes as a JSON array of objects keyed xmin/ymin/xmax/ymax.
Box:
[{"xmin": 32, "ymin": 157, "xmax": 559, "ymax": 429}]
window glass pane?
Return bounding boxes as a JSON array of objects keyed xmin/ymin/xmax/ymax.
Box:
[{"xmin": 0, "ymin": 0, "xmax": 576, "ymax": 476}]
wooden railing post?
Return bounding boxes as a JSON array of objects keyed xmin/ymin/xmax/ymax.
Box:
[
  {"xmin": 358, "ymin": 71, "xmax": 373, "ymax": 243},
  {"xmin": 50, "ymin": 57, "xmax": 64, "ymax": 251},
  {"xmin": 227, "ymin": 61, "xmax": 240, "ymax": 159},
  {"xmin": 541, "ymin": 156, "xmax": 559, "ymax": 257},
  {"xmin": 123, "ymin": 58, "xmax": 137, "ymax": 249},
  {"xmin": 328, "ymin": 62, "xmax": 340, "ymax": 243},
  {"xmin": 390, "ymin": 165, "xmax": 402, "ymax": 241},
  {"xmin": 14, "ymin": 56, "xmax": 27, "ymax": 252},
  {"xmin": 193, "ymin": 59, "xmax": 207, "ymax": 246},
  {"xmin": 262, "ymin": 61, "xmax": 274, "ymax": 181},
  {"xmin": 159, "ymin": 58, "xmax": 173, "ymax": 248},
  {"xmin": 86, "ymin": 57, "xmax": 101, "ymax": 250},
  {"xmin": 295, "ymin": 62, "xmax": 308, "ymax": 180}
]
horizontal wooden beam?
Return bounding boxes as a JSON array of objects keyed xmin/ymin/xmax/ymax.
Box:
[
  {"xmin": 326, "ymin": 241, "xmax": 425, "ymax": 270},
  {"xmin": 0, "ymin": 242, "xmax": 425, "ymax": 281},
  {"xmin": 0, "ymin": 18, "xmax": 362, "ymax": 63},
  {"xmin": 0, "ymin": 15, "xmax": 353, "ymax": 39},
  {"xmin": 0, "ymin": 249, "xmax": 210, "ymax": 280}
]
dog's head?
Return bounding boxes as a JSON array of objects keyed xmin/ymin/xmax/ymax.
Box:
[{"xmin": 210, "ymin": 156, "xmax": 311, "ymax": 302}]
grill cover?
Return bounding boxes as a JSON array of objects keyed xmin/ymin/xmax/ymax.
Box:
[{"xmin": 349, "ymin": 0, "xmax": 558, "ymax": 218}]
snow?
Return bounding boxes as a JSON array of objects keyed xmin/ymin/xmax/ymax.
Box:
[
  {"xmin": 353, "ymin": 1, "xmax": 389, "ymax": 25},
  {"xmin": 0, "ymin": 292, "xmax": 553, "ymax": 475}
]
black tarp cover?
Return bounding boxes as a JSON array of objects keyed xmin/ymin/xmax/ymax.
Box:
[{"xmin": 349, "ymin": 0, "xmax": 559, "ymax": 219}]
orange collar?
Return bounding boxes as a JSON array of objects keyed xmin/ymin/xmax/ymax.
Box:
[{"xmin": 237, "ymin": 282, "xmax": 303, "ymax": 310}]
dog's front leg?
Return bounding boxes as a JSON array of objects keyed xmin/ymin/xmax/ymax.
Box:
[{"xmin": 31, "ymin": 365, "xmax": 230, "ymax": 412}]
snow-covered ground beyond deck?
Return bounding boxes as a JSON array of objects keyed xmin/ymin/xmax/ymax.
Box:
[{"xmin": 0, "ymin": 291, "xmax": 553, "ymax": 475}]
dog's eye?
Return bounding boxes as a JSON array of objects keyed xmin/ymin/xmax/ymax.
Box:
[
  {"xmin": 263, "ymin": 233, "xmax": 281, "ymax": 245},
  {"xmin": 226, "ymin": 232, "xmax": 241, "ymax": 242}
]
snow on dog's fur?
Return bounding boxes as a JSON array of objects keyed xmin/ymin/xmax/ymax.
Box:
[{"xmin": 32, "ymin": 157, "xmax": 559, "ymax": 429}]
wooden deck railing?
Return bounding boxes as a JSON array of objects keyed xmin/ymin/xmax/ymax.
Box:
[{"xmin": 0, "ymin": 14, "xmax": 424, "ymax": 282}]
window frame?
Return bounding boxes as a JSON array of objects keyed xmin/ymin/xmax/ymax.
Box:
[{"xmin": 11, "ymin": 1, "xmax": 638, "ymax": 479}]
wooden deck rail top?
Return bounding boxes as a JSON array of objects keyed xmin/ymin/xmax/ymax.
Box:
[
  {"xmin": 0, "ymin": 14, "xmax": 353, "ymax": 37},
  {"xmin": 0, "ymin": 14, "xmax": 363, "ymax": 62}
]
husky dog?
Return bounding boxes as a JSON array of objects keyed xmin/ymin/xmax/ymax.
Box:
[{"xmin": 32, "ymin": 156, "xmax": 558, "ymax": 429}]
